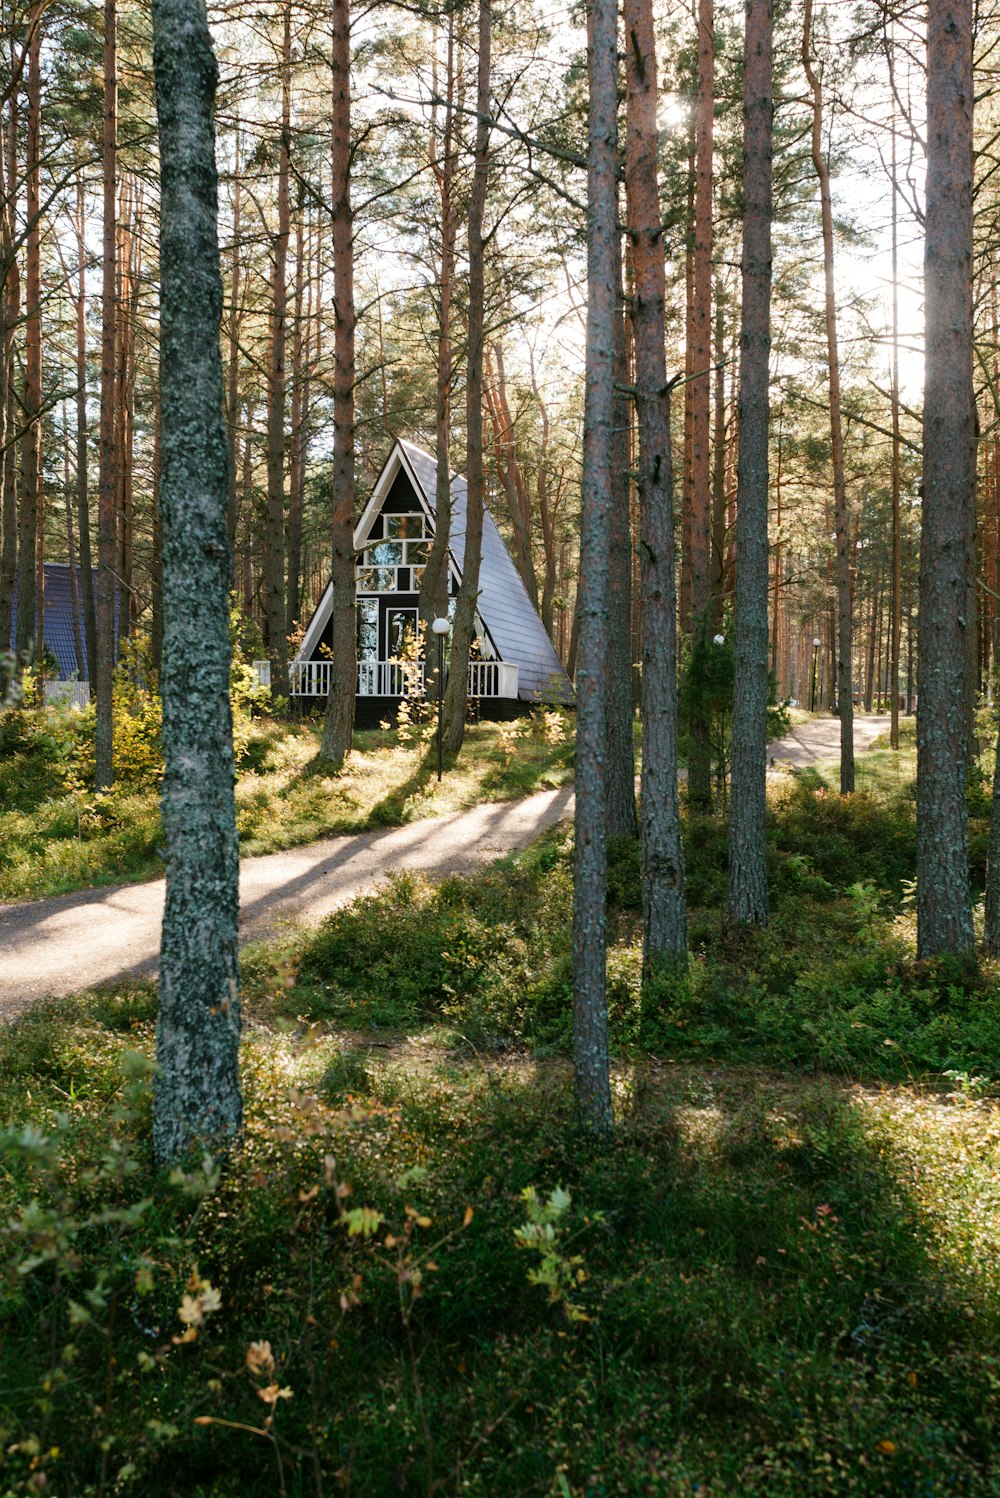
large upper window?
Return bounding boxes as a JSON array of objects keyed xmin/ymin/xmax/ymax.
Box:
[{"xmin": 357, "ymin": 512, "xmax": 432, "ymax": 593}]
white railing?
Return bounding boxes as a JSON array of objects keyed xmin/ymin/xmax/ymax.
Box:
[
  {"xmin": 287, "ymin": 658, "xmax": 518, "ymax": 699},
  {"xmin": 467, "ymin": 660, "xmax": 519, "ymax": 699}
]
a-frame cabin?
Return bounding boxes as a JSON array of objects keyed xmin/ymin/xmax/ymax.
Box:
[{"xmin": 291, "ymin": 440, "xmax": 573, "ymax": 721}]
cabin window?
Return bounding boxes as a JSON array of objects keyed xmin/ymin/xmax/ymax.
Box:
[
  {"xmin": 368, "ymin": 540, "xmax": 403, "ymax": 567},
  {"xmin": 405, "ymin": 540, "xmax": 429, "ymax": 564},
  {"xmin": 357, "ymin": 599, "xmax": 378, "ymax": 659},
  {"xmin": 384, "ymin": 513, "xmax": 427, "ymax": 540},
  {"xmin": 356, "ymin": 566, "xmax": 394, "ymax": 593}
]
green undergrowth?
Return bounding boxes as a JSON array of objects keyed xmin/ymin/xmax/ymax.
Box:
[
  {"xmin": 250, "ymin": 764, "xmax": 998, "ymax": 1083},
  {"xmin": 0, "ymin": 707, "xmax": 573, "ymax": 903},
  {"xmin": 2, "ymin": 989, "xmax": 1000, "ymax": 1494}
]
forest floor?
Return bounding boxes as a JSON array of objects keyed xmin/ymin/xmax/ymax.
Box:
[
  {"xmin": 2, "ymin": 723, "xmax": 1000, "ymax": 1496},
  {"xmin": 0, "ymin": 714, "xmax": 889, "ymax": 1019}
]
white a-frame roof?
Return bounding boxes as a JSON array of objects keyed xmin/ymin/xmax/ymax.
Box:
[{"xmin": 296, "ymin": 439, "xmax": 574, "ymax": 704}]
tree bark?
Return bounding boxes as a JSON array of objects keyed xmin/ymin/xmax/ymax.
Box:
[
  {"xmin": 264, "ymin": 1, "xmax": 291, "ymax": 701},
  {"xmin": 889, "ymin": 109, "xmax": 902, "ymax": 748},
  {"xmin": 95, "ymin": 0, "xmax": 118, "ymax": 788},
  {"xmin": 0, "ymin": 92, "xmax": 18, "ymax": 675},
  {"xmin": 624, "ymin": 0, "xmax": 687, "ymax": 969},
  {"xmin": 441, "ymin": 0, "xmax": 490, "ymax": 759},
  {"xmin": 802, "ymin": 0, "xmax": 854, "ymax": 794},
  {"xmin": 418, "ymin": 12, "xmax": 456, "ymax": 691},
  {"xmin": 921, "ymin": 0, "xmax": 975, "ymax": 959},
  {"xmin": 286, "ymin": 191, "xmax": 306, "ymax": 638},
  {"xmin": 74, "ymin": 176, "xmax": 96, "ymax": 680},
  {"xmin": 15, "ymin": 25, "xmax": 41, "ymax": 672},
  {"xmin": 605, "ymin": 227, "xmax": 638, "ymax": 840},
  {"xmin": 727, "ymin": 0, "xmax": 773, "ymax": 928},
  {"xmin": 573, "ymin": 0, "xmax": 616, "ymax": 1135},
  {"xmin": 225, "ymin": 124, "xmax": 242, "ymax": 553},
  {"xmin": 152, "ymin": 0, "xmax": 242, "ymax": 1164},
  {"xmin": 320, "ymin": 0, "xmax": 357, "ymax": 768},
  {"xmin": 686, "ymin": 0, "xmax": 715, "ymax": 813}
]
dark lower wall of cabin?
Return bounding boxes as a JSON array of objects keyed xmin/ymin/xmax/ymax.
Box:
[{"xmin": 293, "ymin": 695, "xmax": 528, "ymax": 730}]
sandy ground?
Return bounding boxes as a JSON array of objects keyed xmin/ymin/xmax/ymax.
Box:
[{"xmin": 0, "ymin": 714, "xmax": 890, "ymax": 1019}]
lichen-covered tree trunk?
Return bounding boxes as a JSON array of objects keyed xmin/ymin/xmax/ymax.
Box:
[
  {"xmin": 573, "ymin": 0, "xmax": 616, "ymax": 1136},
  {"xmin": 441, "ymin": 0, "xmax": 490, "ymax": 760},
  {"xmin": 418, "ymin": 14, "xmax": 456, "ymax": 693},
  {"xmin": 263, "ymin": 2, "xmax": 291, "ymax": 703},
  {"xmin": 686, "ymin": 0, "xmax": 715, "ymax": 814},
  {"xmin": 605, "ymin": 228, "xmax": 638, "ymax": 841},
  {"xmin": 151, "ymin": 0, "xmax": 241, "ymax": 1165},
  {"xmin": 920, "ymin": 0, "xmax": 975, "ymax": 960},
  {"xmin": 889, "ymin": 116, "xmax": 902, "ymax": 750},
  {"xmin": 16, "ymin": 25, "xmax": 41, "ymax": 671},
  {"xmin": 320, "ymin": 0, "xmax": 357, "ymax": 768},
  {"xmin": 74, "ymin": 177, "xmax": 97, "ymax": 680},
  {"xmin": 95, "ymin": 0, "xmax": 118, "ymax": 788},
  {"xmin": 624, "ymin": 0, "xmax": 686, "ymax": 974},
  {"xmin": 803, "ymin": 0, "xmax": 853, "ymax": 794},
  {"xmin": 727, "ymin": 0, "xmax": 773, "ymax": 929},
  {"xmin": 984, "ymin": 712, "xmax": 1000, "ymax": 955}
]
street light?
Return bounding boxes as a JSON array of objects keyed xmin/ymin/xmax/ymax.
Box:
[
  {"xmin": 811, "ymin": 636, "xmax": 821, "ymax": 713},
  {"xmin": 431, "ymin": 617, "xmax": 451, "ymax": 781}
]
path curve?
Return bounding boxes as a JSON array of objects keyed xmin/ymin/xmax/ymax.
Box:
[{"xmin": 0, "ymin": 714, "xmax": 890, "ymax": 1018}]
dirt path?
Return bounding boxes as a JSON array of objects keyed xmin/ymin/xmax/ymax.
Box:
[{"xmin": 0, "ymin": 715, "xmax": 890, "ymax": 1018}]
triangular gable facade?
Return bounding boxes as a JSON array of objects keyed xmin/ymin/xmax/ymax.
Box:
[{"xmin": 295, "ymin": 440, "xmax": 573, "ymax": 705}]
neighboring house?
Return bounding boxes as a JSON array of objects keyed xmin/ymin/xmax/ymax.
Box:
[
  {"xmin": 9, "ymin": 563, "xmax": 93, "ymax": 703},
  {"xmin": 290, "ymin": 439, "xmax": 573, "ymax": 719}
]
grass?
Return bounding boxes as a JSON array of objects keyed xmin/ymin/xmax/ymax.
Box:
[
  {"xmin": 0, "ymin": 707, "xmax": 574, "ymax": 904},
  {"xmin": 4, "ymin": 713, "xmax": 1000, "ymax": 1492},
  {"xmin": 1, "ymin": 986, "xmax": 999, "ymax": 1495},
  {"xmin": 3, "ymin": 741, "xmax": 1000, "ymax": 1493}
]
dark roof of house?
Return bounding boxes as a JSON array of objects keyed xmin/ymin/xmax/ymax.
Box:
[
  {"xmin": 9, "ymin": 563, "xmax": 91, "ymax": 680},
  {"xmin": 399, "ymin": 441, "xmax": 573, "ymax": 704}
]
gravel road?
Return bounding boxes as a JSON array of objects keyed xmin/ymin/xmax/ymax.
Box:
[{"xmin": 0, "ymin": 714, "xmax": 890, "ymax": 1018}]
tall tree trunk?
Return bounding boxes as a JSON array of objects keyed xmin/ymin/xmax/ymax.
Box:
[
  {"xmin": 264, "ymin": 1, "xmax": 291, "ymax": 701},
  {"xmin": 680, "ymin": 119, "xmax": 695, "ymax": 632},
  {"xmin": 64, "ymin": 420, "xmax": 84, "ymax": 679},
  {"xmin": 1, "ymin": 89, "xmax": 18, "ymax": 678},
  {"xmin": 418, "ymin": 12, "xmax": 456, "ymax": 691},
  {"xmin": 225, "ymin": 123, "xmax": 242, "ymax": 553},
  {"xmin": 803, "ymin": 0, "xmax": 854, "ymax": 793},
  {"xmin": 74, "ymin": 176, "xmax": 96, "ymax": 680},
  {"xmin": 151, "ymin": 0, "xmax": 241, "ymax": 1165},
  {"xmin": 286, "ymin": 191, "xmax": 306, "ymax": 639},
  {"xmin": 624, "ymin": 0, "xmax": 686, "ymax": 969},
  {"xmin": 320, "ymin": 0, "xmax": 357, "ymax": 767},
  {"xmin": 686, "ymin": 0, "xmax": 715, "ymax": 812},
  {"xmin": 95, "ymin": 0, "xmax": 118, "ymax": 788},
  {"xmin": 889, "ymin": 108, "xmax": 902, "ymax": 748},
  {"xmin": 441, "ymin": 0, "xmax": 490, "ymax": 759},
  {"xmin": 573, "ymin": 0, "xmax": 616, "ymax": 1134},
  {"xmin": 16, "ymin": 25, "xmax": 41, "ymax": 671},
  {"xmin": 921, "ymin": 0, "xmax": 975, "ymax": 959},
  {"xmin": 728, "ymin": 0, "xmax": 773, "ymax": 928},
  {"xmin": 605, "ymin": 228, "xmax": 638, "ymax": 839},
  {"xmin": 0, "ymin": 88, "xmax": 14, "ymax": 662}
]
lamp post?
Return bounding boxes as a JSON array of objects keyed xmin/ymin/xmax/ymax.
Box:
[
  {"xmin": 811, "ymin": 636, "xmax": 821, "ymax": 713},
  {"xmin": 431, "ymin": 617, "xmax": 451, "ymax": 781}
]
